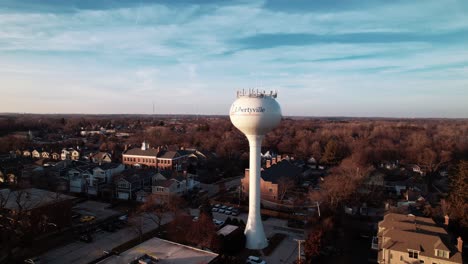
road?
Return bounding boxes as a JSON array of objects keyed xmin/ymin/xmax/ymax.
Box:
[
  {"xmin": 39, "ymin": 214, "xmax": 172, "ymax": 264},
  {"xmin": 191, "ymin": 209, "xmax": 305, "ymax": 264}
]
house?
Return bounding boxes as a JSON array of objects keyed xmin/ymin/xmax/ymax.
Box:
[
  {"xmin": 61, "ymin": 149, "xmax": 70, "ymax": 160},
  {"xmin": 241, "ymin": 157, "xmax": 301, "ymax": 202},
  {"xmin": 0, "ymin": 188, "xmax": 76, "ymax": 233},
  {"xmin": 91, "ymin": 152, "xmax": 112, "ymax": 164},
  {"xmin": 115, "ymin": 170, "xmax": 153, "ymax": 200},
  {"xmin": 68, "ymin": 164, "xmax": 97, "ymax": 193},
  {"xmin": 31, "ymin": 149, "xmax": 41, "ymax": 159},
  {"xmin": 41, "ymin": 151, "xmax": 50, "ymax": 159},
  {"xmin": 87, "ymin": 163, "xmax": 125, "ymax": 196},
  {"xmin": 407, "ymin": 164, "xmax": 424, "ymax": 175},
  {"xmin": 71, "ymin": 149, "xmax": 80, "ymax": 160},
  {"xmin": 0, "ymin": 168, "xmax": 17, "ymax": 185},
  {"xmin": 151, "ymin": 171, "xmax": 199, "ymax": 198},
  {"xmin": 152, "ymin": 179, "xmax": 184, "ymax": 200},
  {"xmin": 51, "ymin": 152, "xmax": 60, "ymax": 160},
  {"xmin": 374, "ymin": 213, "xmax": 463, "ymax": 264},
  {"xmin": 23, "ymin": 150, "xmax": 31, "ymax": 158}
]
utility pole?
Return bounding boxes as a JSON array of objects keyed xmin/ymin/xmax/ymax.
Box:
[
  {"xmin": 295, "ymin": 239, "xmax": 305, "ymax": 264},
  {"xmin": 238, "ymin": 185, "xmax": 241, "ymax": 206},
  {"xmin": 316, "ymin": 201, "xmax": 321, "ymax": 218}
]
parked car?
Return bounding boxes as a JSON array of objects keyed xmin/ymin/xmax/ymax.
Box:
[
  {"xmin": 231, "ymin": 210, "xmax": 240, "ymax": 216},
  {"xmin": 218, "ymin": 209, "xmax": 225, "ymax": 214},
  {"xmin": 214, "ymin": 204, "xmax": 221, "ymax": 208},
  {"xmin": 224, "ymin": 210, "xmax": 232, "ymax": 215},
  {"xmin": 24, "ymin": 257, "xmax": 41, "ymax": 264},
  {"xmin": 221, "ymin": 205, "xmax": 228, "ymax": 210},
  {"xmin": 227, "ymin": 206, "xmax": 234, "ymax": 211},
  {"xmin": 213, "ymin": 219, "xmax": 224, "ymax": 227},
  {"xmin": 212, "ymin": 207, "xmax": 219, "ymax": 212},
  {"xmin": 246, "ymin": 256, "xmax": 266, "ymax": 264},
  {"xmin": 80, "ymin": 215, "xmax": 96, "ymax": 223},
  {"xmin": 79, "ymin": 233, "xmax": 93, "ymax": 243}
]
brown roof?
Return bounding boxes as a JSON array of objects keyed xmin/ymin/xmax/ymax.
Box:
[
  {"xmin": 379, "ymin": 213, "xmax": 462, "ymax": 263},
  {"xmin": 124, "ymin": 148, "xmax": 159, "ymax": 157},
  {"xmin": 154, "ymin": 179, "xmax": 176, "ymax": 188}
]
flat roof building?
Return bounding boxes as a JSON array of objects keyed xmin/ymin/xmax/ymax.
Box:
[{"xmin": 97, "ymin": 237, "xmax": 219, "ymax": 264}]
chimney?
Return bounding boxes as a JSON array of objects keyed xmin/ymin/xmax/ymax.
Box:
[
  {"xmin": 444, "ymin": 215, "xmax": 450, "ymax": 226},
  {"xmin": 277, "ymin": 155, "xmax": 282, "ymax": 162},
  {"xmin": 272, "ymin": 157, "xmax": 277, "ymax": 165},
  {"xmin": 266, "ymin": 160, "xmax": 271, "ymax": 168},
  {"xmin": 245, "ymin": 168, "xmax": 249, "ymax": 178},
  {"xmin": 457, "ymin": 237, "xmax": 463, "ymax": 253}
]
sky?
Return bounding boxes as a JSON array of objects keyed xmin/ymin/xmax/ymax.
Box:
[{"xmin": 0, "ymin": 0, "xmax": 467, "ymax": 118}]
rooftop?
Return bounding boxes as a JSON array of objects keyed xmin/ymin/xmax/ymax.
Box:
[
  {"xmin": 261, "ymin": 159, "xmax": 302, "ymax": 184},
  {"xmin": 97, "ymin": 237, "xmax": 218, "ymax": 264},
  {"xmin": 124, "ymin": 148, "xmax": 159, "ymax": 157},
  {"xmin": 379, "ymin": 213, "xmax": 462, "ymax": 263},
  {"xmin": 0, "ymin": 188, "xmax": 76, "ymax": 211}
]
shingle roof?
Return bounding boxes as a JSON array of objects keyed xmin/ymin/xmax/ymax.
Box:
[
  {"xmin": 0, "ymin": 188, "xmax": 75, "ymax": 211},
  {"xmin": 154, "ymin": 179, "xmax": 176, "ymax": 188},
  {"xmin": 124, "ymin": 148, "xmax": 159, "ymax": 157},
  {"xmin": 158, "ymin": 151, "xmax": 179, "ymax": 159},
  {"xmin": 261, "ymin": 159, "xmax": 301, "ymax": 184},
  {"xmin": 379, "ymin": 213, "xmax": 462, "ymax": 263}
]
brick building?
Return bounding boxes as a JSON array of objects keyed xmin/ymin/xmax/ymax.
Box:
[
  {"xmin": 241, "ymin": 156, "xmax": 301, "ymax": 202},
  {"xmin": 122, "ymin": 142, "xmax": 189, "ymax": 171}
]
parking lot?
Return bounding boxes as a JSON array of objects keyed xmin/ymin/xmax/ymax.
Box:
[
  {"xmin": 191, "ymin": 205, "xmax": 306, "ymax": 264},
  {"xmin": 40, "ymin": 212, "xmax": 173, "ymax": 264}
]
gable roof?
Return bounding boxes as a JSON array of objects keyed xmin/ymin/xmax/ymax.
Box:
[
  {"xmin": 154, "ymin": 179, "xmax": 176, "ymax": 188},
  {"xmin": 379, "ymin": 213, "xmax": 462, "ymax": 263}
]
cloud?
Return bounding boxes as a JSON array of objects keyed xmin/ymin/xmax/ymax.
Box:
[{"xmin": 0, "ymin": 0, "xmax": 467, "ymax": 117}]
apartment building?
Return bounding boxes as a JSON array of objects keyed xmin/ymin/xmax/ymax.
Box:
[{"xmin": 375, "ymin": 213, "xmax": 463, "ymax": 264}]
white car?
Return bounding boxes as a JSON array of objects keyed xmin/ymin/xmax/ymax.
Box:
[
  {"xmin": 246, "ymin": 256, "xmax": 266, "ymax": 264},
  {"xmin": 213, "ymin": 219, "xmax": 224, "ymax": 226}
]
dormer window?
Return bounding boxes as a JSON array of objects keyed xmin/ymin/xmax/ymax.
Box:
[
  {"xmin": 435, "ymin": 249, "xmax": 449, "ymax": 258},
  {"xmin": 408, "ymin": 249, "xmax": 419, "ymax": 259}
]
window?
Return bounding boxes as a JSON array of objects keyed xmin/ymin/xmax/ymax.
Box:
[
  {"xmin": 408, "ymin": 250, "xmax": 419, "ymax": 259},
  {"xmin": 269, "ymin": 188, "xmax": 273, "ymax": 192},
  {"xmin": 435, "ymin": 250, "xmax": 449, "ymax": 259},
  {"xmin": 400, "ymin": 256, "xmax": 403, "ymax": 261},
  {"xmin": 420, "ymin": 260, "xmax": 424, "ymax": 264}
]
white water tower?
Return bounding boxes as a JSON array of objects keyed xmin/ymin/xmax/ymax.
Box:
[{"xmin": 229, "ymin": 89, "xmax": 282, "ymax": 249}]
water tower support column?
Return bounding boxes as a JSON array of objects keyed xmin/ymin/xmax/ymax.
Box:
[{"xmin": 245, "ymin": 134, "xmax": 268, "ymax": 249}]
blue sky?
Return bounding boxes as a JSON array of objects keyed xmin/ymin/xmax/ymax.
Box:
[{"xmin": 0, "ymin": 0, "xmax": 467, "ymax": 117}]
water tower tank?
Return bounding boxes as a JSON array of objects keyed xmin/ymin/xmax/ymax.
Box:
[{"xmin": 229, "ymin": 91, "xmax": 282, "ymax": 135}]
